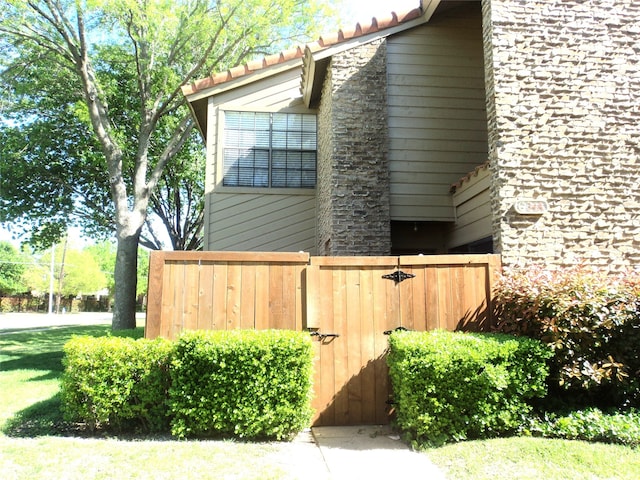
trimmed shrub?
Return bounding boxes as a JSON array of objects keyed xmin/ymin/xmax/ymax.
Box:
[
  {"xmin": 169, "ymin": 329, "xmax": 313, "ymax": 440},
  {"xmin": 388, "ymin": 330, "xmax": 551, "ymax": 447},
  {"xmin": 494, "ymin": 265, "xmax": 640, "ymax": 407},
  {"xmin": 61, "ymin": 336, "xmax": 173, "ymax": 432}
]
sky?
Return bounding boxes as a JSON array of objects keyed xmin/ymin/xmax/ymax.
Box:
[{"xmin": 339, "ymin": 0, "xmax": 420, "ymax": 26}]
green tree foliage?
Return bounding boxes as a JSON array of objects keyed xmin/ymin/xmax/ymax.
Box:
[
  {"xmin": 85, "ymin": 241, "xmax": 117, "ymax": 295},
  {"xmin": 25, "ymin": 243, "xmax": 108, "ymax": 297},
  {"xmin": 0, "ymin": 0, "xmax": 333, "ymax": 329},
  {"xmin": 0, "ymin": 241, "xmax": 28, "ymax": 295},
  {"xmin": 146, "ymin": 137, "xmax": 205, "ymax": 251}
]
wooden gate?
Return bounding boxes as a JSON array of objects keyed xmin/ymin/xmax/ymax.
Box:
[
  {"xmin": 305, "ymin": 255, "xmax": 500, "ymax": 426},
  {"xmin": 144, "ymin": 252, "xmax": 500, "ymax": 426}
]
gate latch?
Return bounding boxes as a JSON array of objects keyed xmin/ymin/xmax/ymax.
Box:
[
  {"xmin": 382, "ymin": 270, "xmax": 415, "ymax": 284},
  {"xmin": 309, "ymin": 330, "xmax": 340, "ymax": 340}
]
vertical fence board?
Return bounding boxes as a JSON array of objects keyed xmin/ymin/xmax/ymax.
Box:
[
  {"xmin": 144, "ymin": 251, "xmax": 165, "ymax": 339},
  {"xmin": 269, "ymin": 264, "xmax": 284, "ymax": 329},
  {"xmin": 197, "ymin": 264, "xmax": 214, "ymax": 330},
  {"xmin": 345, "ymin": 267, "xmax": 363, "ymax": 424},
  {"xmin": 254, "ymin": 264, "xmax": 270, "ymax": 330},
  {"xmin": 332, "ymin": 267, "xmax": 349, "ymax": 425},
  {"xmin": 159, "ymin": 261, "xmax": 173, "ymax": 339},
  {"xmin": 281, "ymin": 263, "xmax": 296, "ymax": 330},
  {"xmin": 226, "ymin": 263, "xmax": 242, "ymax": 329},
  {"xmin": 168, "ymin": 262, "xmax": 184, "ymax": 338},
  {"xmin": 240, "ymin": 263, "xmax": 256, "ymax": 329},
  {"xmin": 312, "ymin": 266, "xmax": 331, "ymax": 425},
  {"xmin": 359, "ymin": 268, "xmax": 376, "ymax": 425},
  {"xmin": 212, "ymin": 263, "xmax": 228, "ymax": 329},
  {"xmin": 183, "ymin": 262, "xmax": 200, "ymax": 331}
]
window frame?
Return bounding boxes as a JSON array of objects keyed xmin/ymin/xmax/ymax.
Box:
[{"xmin": 215, "ymin": 107, "xmax": 318, "ymax": 194}]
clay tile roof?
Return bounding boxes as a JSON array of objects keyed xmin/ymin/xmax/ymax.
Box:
[
  {"xmin": 182, "ymin": 7, "xmax": 422, "ymax": 97},
  {"xmin": 450, "ymin": 161, "xmax": 490, "ymax": 193}
]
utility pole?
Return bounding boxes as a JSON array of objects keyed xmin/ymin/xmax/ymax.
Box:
[
  {"xmin": 55, "ymin": 236, "xmax": 68, "ymax": 314},
  {"xmin": 48, "ymin": 243, "xmax": 55, "ymax": 315}
]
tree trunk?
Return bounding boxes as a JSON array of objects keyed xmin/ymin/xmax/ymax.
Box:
[{"xmin": 112, "ymin": 230, "xmax": 141, "ymax": 330}]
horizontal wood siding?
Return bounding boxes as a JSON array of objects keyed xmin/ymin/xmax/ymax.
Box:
[
  {"xmin": 387, "ymin": 3, "xmax": 487, "ymax": 221},
  {"xmin": 204, "ymin": 66, "xmax": 317, "ymax": 252},
  {"xmin": 208, "ymin": 193, "xmax": 316, "ymax": 253},
  {"xmin": 450, "ymin": 166, "xmax": 492, "ymax": 248}
]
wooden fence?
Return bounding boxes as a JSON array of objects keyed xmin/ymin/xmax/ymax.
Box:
[
  {"xmin": 145, "ymin": 251, "xmax": 309, "ymax": 339},
  {"xmin": 145, "ymin": 251, "xmax": 501, "ymax": 426}
]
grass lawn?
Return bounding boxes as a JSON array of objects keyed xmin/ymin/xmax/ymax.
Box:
[
  {"xmin": 428, "ymin": 436, "xmax": 640, "ymax": 480},
  {"xmin": 1, "ymin": 317, "xmax": 639, "ymax": 479}
]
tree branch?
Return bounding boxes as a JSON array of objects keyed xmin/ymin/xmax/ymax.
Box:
[{"xmin": 145, "ymin": 115, "xmax": 194, "ymax": 195}]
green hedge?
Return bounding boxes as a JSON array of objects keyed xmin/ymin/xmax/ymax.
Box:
[
  {"xmin": 168, "ymin": 330, "xmax": 313, "ymax": 440},
  {"xmin": 494, "ymin": 265, "xmax": 640, "ymax": 408},
  {"xmin": 61, "ymin": 336, "xmax": 173, "ymax": 432},
  {"xmin": 61, "ymin": 330, "xmax": 314, "ymax": 439},
  {"xmin": 388, "ymin": 330, "xmax": 552, "ymax": 447}
]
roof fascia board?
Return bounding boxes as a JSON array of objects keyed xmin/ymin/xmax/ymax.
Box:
[
  {"xmin": 186, "ymin": 98, "xmax": 206, "ymax": 140},
  {"xmin": 422, "ymin": 0, "xmax": 442, "ymax": 21}
]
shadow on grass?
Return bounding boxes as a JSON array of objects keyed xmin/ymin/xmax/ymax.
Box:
[
  {"xmin": 2, "ymin": 394, "xmax": 69, "ymax": 437},
  {"xmin": 2, "ymin": 393, "xmax": 169, "ymax": 440},
  {"xmin": 0, "ymin": 325, "xmax": 144, "ymax": 374}
]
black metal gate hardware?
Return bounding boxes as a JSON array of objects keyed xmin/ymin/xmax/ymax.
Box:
[
  {"xmin": 382, "ymin": 270, "xmax": 415, "ymax": 284},
  {"xmin": 309, "ymin": 330, "xmax": 340, "ymax": 340}
]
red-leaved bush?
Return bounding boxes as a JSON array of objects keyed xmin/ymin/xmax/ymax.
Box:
[{"xmin": 493, "ymin": 265, "xmax": 640, "ymax": 408}]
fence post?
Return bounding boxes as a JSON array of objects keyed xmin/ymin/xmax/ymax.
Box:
[
  {"xmin": 145, "ymin": 251, "xmax": 166, "ymax": 339},
  {"xmin": 486, "ymin": 254, "xmax": 502, "ymax": 329}
]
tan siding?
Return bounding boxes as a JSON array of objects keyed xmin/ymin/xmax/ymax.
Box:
[
  {"xmin": 207, "ymin": 193, "xmax": 317, "ymax": 254},
  {"xmin": 450, "ymin": 167, "xmax": 491, "ymax": 248},
  {"xmin": 387, "ymin": 4, "xmax": 487, "ymax": 221}
]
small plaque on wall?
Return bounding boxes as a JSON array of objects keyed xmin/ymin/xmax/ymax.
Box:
[{"xmin": 514, "ymin": 198, "xmax": 548, "ymax": 215}]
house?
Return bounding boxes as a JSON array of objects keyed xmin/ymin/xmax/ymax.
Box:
[{"xmin": 183, "ymin": 0, "xmax": 640, "ymax": 272}]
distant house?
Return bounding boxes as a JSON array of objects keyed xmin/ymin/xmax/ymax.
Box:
[{"xmin": 183, "ymin": 0, "xmax": 640, "ymax": 272}]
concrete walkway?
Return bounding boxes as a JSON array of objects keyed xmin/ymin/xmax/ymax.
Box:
[{"xmin": 284, "ymin": 425, "xmax": 446, "ymax": 480}]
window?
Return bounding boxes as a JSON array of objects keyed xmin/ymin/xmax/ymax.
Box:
[{"xmin": 223, "ymin": 111, "xmax": 317, "ymax": 188}]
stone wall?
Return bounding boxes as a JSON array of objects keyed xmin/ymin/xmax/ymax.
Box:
[
  {"xmin": 316, "ymin": 39, "xmax": 391, "ymax": 255},
  {"xmin": 483, "ymin": 0, "xmax": 640, "ymax": 271}
]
